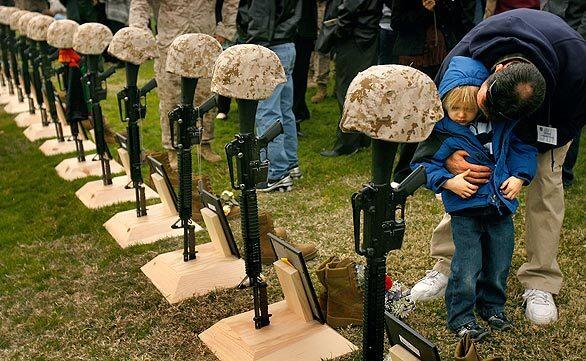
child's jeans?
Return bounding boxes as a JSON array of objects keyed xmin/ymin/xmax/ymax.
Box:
[{"xmin": 445, "ymin": 213, "xmax": 514, "ymax": 330}]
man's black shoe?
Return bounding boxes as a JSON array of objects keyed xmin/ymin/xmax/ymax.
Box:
[
  {"xmin": 453, "ymin": 321, "xmax": 490, "ymax": 342},
  {"xmin": 485, "ymin": 313, "xmax": 512, "ymax": 332}
]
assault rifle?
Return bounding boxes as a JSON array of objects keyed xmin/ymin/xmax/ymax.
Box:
[
  {"xmin": 7, "ymin": 26, "xmax": 24, "ymax": 103},
  {"xmin": 28, "ymin": 38, "xmax": 48, "ymax": 126},
  {"xmin": 225, "ymin": 99, "xmax": 283, "ymax": 329},
  {"xmin": 169, "ymin": 77, "xmax": 217, "ymax": 261},
  {"xmin": 82, "ymin": 55, "xmax": 117, "ymax": 185},
  {"xmin": 0, "ymin": 24, "xmax": 14, "ymax": 95},
  {"xmin": 351, "ymin": 140, "xmax": 426, "ymax": 361},
  {"xmin": 38, "ymin": 42, "xmax": 64, "ymax": 141},
  {"xmin": 116, "ymin": 61, "xmax": 157, "ymax": 217},
  {"xmin": 16, "ymin": 28, "xmax": 35, "ymax": 114},
  {"xmin": 66, "ymin": 65, "xmax": 89, "ymax": 161}
]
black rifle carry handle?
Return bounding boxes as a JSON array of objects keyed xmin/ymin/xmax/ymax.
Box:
[
  {"xmin": 258, "ymin": 120, "xmax": 283, "ymax": 147},
  {"xmin": 351, "ymin": 190, "xmax": 368, "ymax": 256},
  {"xmin": 225, "ymin": 140, "xmax": 239, "ymax": 190},
  {"xmin": 116, "ymin": 88, "xmax": 126, "ymax": 122},
  {"xmin": 196, "ymin": 94, "xmax": 217, "ymax": 118},
  {"xmin": 168, "ymin": 106, "xmax": 180, "ymax": 149},
  {"xmin": 140, "ymin": 78, "xmax": 157, "ymax": 94},
  {"xmin": 98, "ymin": 65, "xmax": 117, "ymax": 82},
  {"xmin": 393, "ymin": 165, "xmax": 426, "ymax": 202}
]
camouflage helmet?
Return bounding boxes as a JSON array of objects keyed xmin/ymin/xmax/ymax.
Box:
[
  {"xmin": 211, "ymin": 44, "xmax": 286, "ymax": 100},
  {"xmin": 9, "ymin": 10, "xmax": 27, "ymax": 31},
  {"xmin": 108, "ymin": 27, "xmax": 156, "ymax": 65},
  {"xmin": 26, "ymin": 14, "xmax": 54, "ymax": 41},
  {"xmin": 340, "ymin": 65, "xmax": 443, "ymax": 143},
  {"xmin": 165, "ymin": 33, "xmax": 221, "ymax": 78},
  {"xmin": 73, "ymin": 23, "xmax": 113, "ymax": 55},
  {"xmin": 47, "ymin": 20, "xmax": 79, "ymax": 49},
  {"xmin": 18, "ymin": 12, "xmax": 37, "ymax": 35},
  {"xmin": 0, "ymin": 6, "xmax": 18, "ymax": 25}
]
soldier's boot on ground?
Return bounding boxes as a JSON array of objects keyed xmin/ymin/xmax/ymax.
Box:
[
  {"xmin": 167, "ymin": 150, "xmax": 178, "ymax": 171},
  {"xmin": 317, "ymin": 256, "xmax": 363, "ymax": 328},
  {"xmin": 200, "ymin": 143, "xmax": 221, "ymax": 163},
  {"xmin": 311, "ymin": 84, "xmax": 327, "ymax": 104},
  {"xmin": 259, "ymin": 212, "xmax": 318, "ymax": 264}
]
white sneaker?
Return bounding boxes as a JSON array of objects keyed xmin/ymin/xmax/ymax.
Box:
[
  {"xmin": 409, "ymin": 270, "xmax": 449, "ymax": 302},
  {"xmin": 523, "ymin": 289, "xmax": 558, "ymax": 325},
  {"xmin": 216, "ymin": 112, "xmax": 227, "ymax": 120}
]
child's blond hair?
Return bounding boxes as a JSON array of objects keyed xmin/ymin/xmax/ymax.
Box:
[{"xmin": 442, "ymin": 85, "xmax": 479, "ymax": 113}]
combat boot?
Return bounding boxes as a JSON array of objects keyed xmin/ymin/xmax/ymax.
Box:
[
  {"xmin": 311, "ymin": 84, "xmax": 327, "ymax": 104},
  {"xmin": 259, "ymin": 212, "xmax": 317, "ymax": 264},
  {"xmin": 167, "ymin": 150, "xmax": 178, "ymax": 171},
  {"xmin": 200, "ymin": 143, "xmax": 221, "ymax": 163},
  {"xmin": 317, "ymin": 257, "xmax": 363, "ymax": 328}
]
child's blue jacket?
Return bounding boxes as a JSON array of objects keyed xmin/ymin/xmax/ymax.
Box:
[{"xmin": 412, "ymin": 57, "xmax": 538, "ymax": 215}]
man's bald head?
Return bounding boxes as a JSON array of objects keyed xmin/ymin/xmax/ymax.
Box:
[{"xmin": 483, "ymin": 62, "xmax": 546, "ymax": 120}]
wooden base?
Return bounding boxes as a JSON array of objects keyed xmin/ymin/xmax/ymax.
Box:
[
  {"xmin": 4, "ymin": 100, "xmax": 29, "ymax": 114},
  {"xmin": 75, "ymin": 174, "xmax": 158, "ymax": 209},
  {"xmin": 39, "ymin": 138, "xmax": 96, "ymax": 156},
  {"xmin": 0, "ymin": 93, "xmax": 18, "ymax": 105},
  {"xmin": 387, "ymin": 345, "xmax": 420, "ymax": 361},
  {"xmin": 23, "ymin": 123, "xmax": 71, "ymax": 142},
  {"xmin": 55, "ymin": 155, "xmax": 124, "ymax": 181},
  {"xmin": 199, "ymin": 300, "xmax": 356, "ymax": 361},
  {"xmin": 141, "ymin": 243, "xmax": 245, "ymax": 304},
  {"xmin": 104, "ymin": 203, "xmax": 185, "ymax": 248},
  {"xmin": 199, "ymin": 260, "xmax": 356, "ymax": 361},
  {"xmin": 15, "ymin": 112, "xmax": 41, "ymax": 128}
]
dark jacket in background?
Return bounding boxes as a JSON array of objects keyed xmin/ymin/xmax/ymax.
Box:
[
  {"xmin": 322, "ymin": 0, "xmax": 385, "ymax": 49},
  {"xmin": 297, "ymin": 0, "xmax": 318, "ymax": 39},
  {"xmin": 543, "ymin": 0, "xmax": 586, "ymax": 39},
  {"xmin": 391, "ymin": 0, "xmax": 475, "ymax": 58},
  {"xmin": 435, "ymin": 9, "xmax": 586, "ymax": 152},
  {"xmin": 237, "ymin": 0, "xmax": 302, "ymax": 46}
]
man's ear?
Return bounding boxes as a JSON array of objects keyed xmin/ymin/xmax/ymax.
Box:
[{"xmin": 494, "ymin": 63, "xmax": 505, "ymax": 72}]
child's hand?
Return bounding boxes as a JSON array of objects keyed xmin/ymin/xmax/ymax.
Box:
[
  {"xmin": 443, "ymin": 169, "xmax": 479, "ymax": 199},
  {"xmin": 500, "ymin": 176, "xmax": 524, "ymax": 200}
]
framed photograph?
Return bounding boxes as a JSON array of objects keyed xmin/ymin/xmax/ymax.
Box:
[
  {"xmin": 269, "ymin": 234, "xmax": 324, "ymax": 324},
  {"xmin": 146, "ymin": 155, "xmax": 178, "ymax": 210},
  {"xmin": 385, "ymin": 312, "xmax": 441, "ymax": 361},
  {"xmin": 199, "ymin": 188, "xmax": 240, "ymax": 258}
]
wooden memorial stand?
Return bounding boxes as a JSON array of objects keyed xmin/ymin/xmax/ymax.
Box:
[
  {"xmin": 55, "ymin": 153, "xmax": 123, "ymax": 181},
  {"xmin": 141, "ymin": 206, "xmax": 245, "ymax": 304},
  {"xmin": 4, "ymin": 98, "xmax": 29, "ymax": 114},
  {"xmin": 104, "ymin": 172, "xmax": 184, "ymax": 248},
  {"xmin": 199, "ymin": 259, "xmax": 357, "ymax": 361},
  {"xmin": 39, "ymin": 100, "xmax": 95, "ymax": 156},
  {"xmin": 387, "ymin": 345, "xmax": 420, "ymax": 361},
  {"xmin": 14, "ymin": 87, "xmax": 40, "ymax": 127},
  {"xmin": 75, "ymin": 148, "xmax": 157, "ymax": 209}
]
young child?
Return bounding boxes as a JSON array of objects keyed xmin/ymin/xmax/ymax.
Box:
[{"xmin": 411, "ymin": 56, "xmax": 538, "ymax": 341}]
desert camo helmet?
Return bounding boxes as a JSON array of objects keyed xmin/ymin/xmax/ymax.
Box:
[
  {"xmin": 211, "ymin": 44, "xmax": 286, "ymax": 100},
  {"xmin": 73, "ymin": 22, "xmax": 113, "ymax": 55},
  {"xmin": 18, "ymin": 12, "xmax": 37, "ymax": 36},
  {"xmin": 108, "ymin": 26, "xmax": 156, "ymax": 65},
  {"xmin": 0, "ymin": 6, "xmax": 18, "ymax": 26},
  {"xmin": 47, "ymin": 20, "xmax": 79, "ymax": 49},
  {"xmin": 340, "ymin": 65, "xmax": 444, "ymax": 143},
  {"xmin": 9, "ymin": 10, "xmax": 27, "ymax": 31},
  {"xmin": 165, "ymin": 33, "xmax": 222, "ymax": 78}
]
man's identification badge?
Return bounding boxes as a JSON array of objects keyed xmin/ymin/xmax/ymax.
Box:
[{"xmin": 537, "ymin": 125, "xmax": 557, "ymax": 146}]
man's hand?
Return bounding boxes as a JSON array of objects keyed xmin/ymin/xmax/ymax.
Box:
[
  {"xmin": 443, "ymin": 170, "xmax": 479, "ymax": 199},
  {"xmin": 445, "ymin": 150, "xmax": 492, "ymax": 185},
  {"xmin": 500, "ymin": 176, "xmax": 524, "ymax": 200},
  {"xmin": 422, "ymin": 0, "xmax": 436, "ymax": 11}
]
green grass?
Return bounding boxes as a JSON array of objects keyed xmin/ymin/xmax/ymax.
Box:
[{"xmin": 0, "ymin": 60, "xmax": 584, "ymax": 360}]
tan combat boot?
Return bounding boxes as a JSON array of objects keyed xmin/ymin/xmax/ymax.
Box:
[
  {"xmin": 311, "ymin": 84, "xmax": 327, "ymax": 104},
  {"xmin": 167, "ymin": 150, "xmax": 178, "ymax": 171},
  {"xmin": 199, "ymin": 143, "xmax": 221, "ymax": 163},
  {"xmin": 259, "ymin": 212, "xmax": 318, "ymax": 264},
  {"xmin": 317, "ymin": 257, "xmax": 363, "ymax": 328}
]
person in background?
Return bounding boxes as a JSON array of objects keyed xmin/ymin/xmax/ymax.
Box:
[
  {"xmin": 378, "ymin": 3, "xmax": 395, "ymax": 66},
  {"xmin": 319, "ymin": 0, "xmax": 385, "ymax": 157},
  {"xmin": 543, "ymin": 0, "xmax": 585, "ymax": 187},
  {"xmin": 484, "ymin": 0, "xmax": 540, "ymax": 18},
  {"xmin": 237, "ymin": 0, "xmax": 303, "ymax": 192},
  {"xmin": 129, "ymin": 0, "xmax": 238, "ymax": 164},
  {"xmin": 292, "ymin": 0, "xmax": 317, "ymax": 137},
  {"xmin": 311, "ymin": 0, "xmax": 331, "ymax": 104},
  {"xmin": 215, "ymin": 0, "xmax": 233, "ymax": 121}
]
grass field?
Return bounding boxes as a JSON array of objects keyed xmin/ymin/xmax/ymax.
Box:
[{"xmin": 0, "ymin": 60, "xmax": 584, "ymax": 360}]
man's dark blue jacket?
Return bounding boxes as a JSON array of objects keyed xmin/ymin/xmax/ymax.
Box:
[
  {"xmin": 413, "ymin": 57, "xmax": 538, "ymax": 215},
  {"xmin": 435, "ymin": 9, "xmax": 586, "ymax": 152}
]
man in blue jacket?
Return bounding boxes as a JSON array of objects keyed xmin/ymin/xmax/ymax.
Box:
[{"xmin": 410, "ymin": 9, "xmax": 586, "ymax": 326}]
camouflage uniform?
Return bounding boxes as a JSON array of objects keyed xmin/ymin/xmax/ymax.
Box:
[
  {"xmin": 129, "ymin": 0, "xmax": 238, "ymax": 150},
  {"xmin": 313, "ymin": 0, "xmax": 330, "ymax": 86}
]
